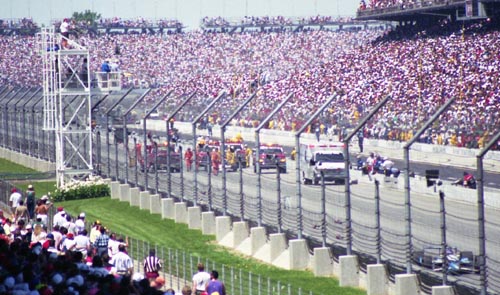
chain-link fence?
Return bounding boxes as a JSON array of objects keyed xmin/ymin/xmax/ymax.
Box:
[{"xmin": 2, "ymin": 86, "xmax": 500, "ymax": 294}]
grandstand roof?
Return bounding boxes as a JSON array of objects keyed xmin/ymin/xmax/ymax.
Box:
[{"xmin": 357, "ymin": 0, "xmax": 500, "ymax": 22}]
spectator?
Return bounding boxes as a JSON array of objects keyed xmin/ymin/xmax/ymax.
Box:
[
  {"xmin": 9, "ymin": 188, "xmax": 22, "ymax": 211},
  {"xmin": 74, "ymin": 229, "xmax": 91, "ymax": 258},
  {"xmin": 192, "ymin": 262, "xmax": 211, "ymax": 295},
  {"xmin": 60, "ymin": 18, "xmax": 71, "ymax": 49},
  {"xmin": 93, "ymin": 226, "xmax": 110, "ymax": 256},
  {"xmin": 34, "ymin": 194, "xmax": 52, "ymax": 226},
  {"xmin": 25, "ymin": 184, "xmax": 36, "ymax": 219},
  {"xmin": 144, "ymin": 249, "xmax": 162, "ymax": 280},
  {"xmin": 205, "ymin": 270, "xmax": 226, "ymax": 295},
  {"xmin": 13, "ymin": 200, "xmax": 29, "ymax": 223},
  {"xmin": 110, "ymin": 244, "xmax": 134, "ymax": 276}
]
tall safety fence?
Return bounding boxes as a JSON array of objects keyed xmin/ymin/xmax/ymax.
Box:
[{"xmin": 1, "ymin": 86, "xmax": 499, "ymax": 295}]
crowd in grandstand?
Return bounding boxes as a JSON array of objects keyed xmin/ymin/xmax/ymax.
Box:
[
  {"xmin": 0, "ymin": 17, "xmax": 499, "ymax": 148},
  {"xmin": 0, "ymin": 18, "xmax": 37, "ymax": 29},
  {"xmin": 359, "ymin": 0, "xmax": 451, "ymax": 11},
  {"xmin": 204, "ymin": 15, "xmax": 357, "ymax": 27}
]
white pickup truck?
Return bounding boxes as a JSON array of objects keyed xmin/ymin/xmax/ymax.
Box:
[{"xmin": 300, "ymin": 143, "xmax": 346, "ymax": 185}]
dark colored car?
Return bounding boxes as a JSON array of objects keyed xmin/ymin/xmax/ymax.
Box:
[{"xmin": 253, "ymin": 144, "xmax": 287, "ymax": 173}]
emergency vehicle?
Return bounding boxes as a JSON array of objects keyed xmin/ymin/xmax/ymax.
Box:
[
  {"xmin": 195, "ymin": 139, "xmax": 244, "ymax": 172},
  {"xmin": 253, "ymin": 143, "xmax": 287, "ymax": 173},
  {"xmin": 300, "ymin": 143, "xmax": 346, "ymax": 184}
]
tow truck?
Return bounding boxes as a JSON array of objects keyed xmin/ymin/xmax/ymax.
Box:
[
  {"xmin": 300, "ymin": 143, "xmax": 346, "ymax": 184},
  {"xmin": 253, "ymin": 143, "xmax": 287, "ymax": 173}
]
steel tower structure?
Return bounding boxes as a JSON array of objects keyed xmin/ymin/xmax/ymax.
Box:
[{"xmin": 37, "ymin": 27, "xmax": 92, "ymax": 186}]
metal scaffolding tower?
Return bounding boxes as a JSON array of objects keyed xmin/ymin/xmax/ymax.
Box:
[{"xmin": 37, "ymin": 27, "xmax": 93, "ymax": 186}]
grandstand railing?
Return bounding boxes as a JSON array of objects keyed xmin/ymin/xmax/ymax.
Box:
[{"xmin": 95, "ymin": 72, "xmax": 122, "ymax": 92}]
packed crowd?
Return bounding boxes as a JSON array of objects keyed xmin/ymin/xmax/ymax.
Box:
[
  {"xmin": 0, "ymin": 18, "xmax": 38, "ymax": 29},
  {"xmin": 1, "ymin": 185, "xmax": 227, "ymax": 295},
  {"xmin": 358, "ymin": 0, "xmax": 452, "ymax": 11},
  {"xmin": 0, "ymin": 18, "xmax": 499, "ymax": 148},
  {"xmin": 203, "ymin": 15, "xmax": 357, "ymax": 27}
]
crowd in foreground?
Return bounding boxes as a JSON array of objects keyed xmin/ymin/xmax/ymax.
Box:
[
  {"xmin": 1, "ymin": 186, "xmax": 226, "ymax": 295},
  {"xmin": 0, "ymin": 17, "xmax": 499, "ymax": 149}
]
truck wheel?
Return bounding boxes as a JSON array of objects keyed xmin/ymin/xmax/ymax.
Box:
[
  {"xmin": 314, "ymin": 178, "xmax": 319, "ymax": 185},
  {"xmin": 280, "ymin": 167, "xmax": 287, "ymax": 174},
  {"xmin": 253, "ymin": 165, "xmax": 257, "ymax": 173}
]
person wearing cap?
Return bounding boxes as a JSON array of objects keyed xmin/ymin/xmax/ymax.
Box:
[
  {"xmin": 53, "ymin": 207, "xmax": 66, "ymax": 227},
  {"xmin": 62, "ymin": 232, "xmax": 76, "ymax": 251},
  {"xmin": 89, "ymin": 220, "xmax": 101, "ymax": 244},
  {"xmin": 9, "ymin": 187, "xmax": 22, "ymax": 211}
]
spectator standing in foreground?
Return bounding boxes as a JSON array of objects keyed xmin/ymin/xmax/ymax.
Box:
[
  {"xmin": 9, "ymin": 188, "xmax": 22, "ymax": 212},
  {"xmin": 94, "ymin": 226, "xmax": 110, "ymax": 256},
  {"xmin": 14, "ymin": 200, "xmax": 29, "ymax": 223},
  {"xmin": 25, "ymin": 184, "xmax": 36, "ymax": 219},
  {"xmin": 110, "ymin": 244, "xmax": 134, "ymax": 276},
  {"xmin": 192, "ymin": 262, "xmax": 211, "ymax": 295},
  {"xmin": 205, "ymin": 270, "xmax": 226, "ymax": 295},
  {"xmin": 143, "ymin": 249, "xmax": 162, "ymax": 280}
]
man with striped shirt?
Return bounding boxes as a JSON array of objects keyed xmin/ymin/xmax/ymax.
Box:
[{"xmin": 144, "ymin": 249, "xmax": 162, "ymax": 280}]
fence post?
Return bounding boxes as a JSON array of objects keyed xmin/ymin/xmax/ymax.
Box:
[
  {"xmin": 321, "ymin": 171, "xmax": 326, "ymax": 247},
  {"xmin": 375, "ymin": 179, "xmax": 381, "ymax": 264}
]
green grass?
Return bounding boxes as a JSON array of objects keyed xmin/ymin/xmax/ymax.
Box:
[
  {"xmin": 0, "ymin": 158, "xmax": 37, "ymax": 173},
  {"xmin": 0, "ymin": 157, "xmax": 364, "ymax": 295},
  {"xmin": 0, "ymin": 158, "xmax": 56, "ymax": 197},
  {"xmin": 59, "ymin": 197, "xmax": 365, "ymax": 295}
]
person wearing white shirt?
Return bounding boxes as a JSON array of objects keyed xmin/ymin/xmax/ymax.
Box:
[
  {"xmin": 74, "ymin": 229, "xmax": 91, "ymax": 258},
  {"xmin": 9, "ymin": 188, "xmax": 22, "ymax": 211},
  {"xmin": 110, "ymin": 244, "xmax": 133, "ymax": 276},
  {"xmin": 192, "ymin": 263, "xmax": 211, "ymax": 295}
]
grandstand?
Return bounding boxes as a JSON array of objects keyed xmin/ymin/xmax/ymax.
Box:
[
  {"xmin": 357, "ymin": 0, "xmax": 500, "ymax": 22},
  {"xmin": 0, "ymin": 14, "xmax": 498, "ymax": 148}
]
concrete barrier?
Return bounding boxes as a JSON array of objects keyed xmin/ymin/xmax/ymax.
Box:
[
  {"xmin": 187, "ymin": 206, "xmax": 201, "ymax": 229},
  {"xmin": 174, "ymin": 202, "xmax": 187, "ymax": 224},
  {"xmin": 220, "ymin": 221, "xmax": 248, "ymax": 249},
  {"xmin": 119, "ymin": 184, "xmax": 129, "ymax": 202},
  {"xmin": 366, "ymin": 264, "xmax": 387, "ymax": 295},
  {"xmin": 249, "ymin": 227, "xmax": 266, "ymax": 256},
  {"xmin": 395, "ymin": 274, "xmax": 419, "ymax": 295},
  {"xmin": 237, "ymin": 226, "xmax": 265, "ymax": 255},
  {"xmin": 312, "ymin": 247, "xmax": 333, "ymax": 277},
  {"xmin": 150, "ymin": 194, "xmax": 161, "ymax": 214},
  {"xmin": 215, "ymin": 216, "xmax": 231, "ymax": 242},
  {"xmin": 129, "ymin": 187, "xmax": 140, "ymax": 207},
  {"xmin": 289, "ymin": 239, "xmax": 310, "ymax": 270},
  {"xmin": 201, "ymin": 212, "xmax": 215, "ymax": 235},
  {"xmin": 339, "ymin": 255, "xmax": 359, "ymax": 287},
  {"xmin": 110, "ymin": 182, "xmax": 120, "ymax": 199},
  {"xmin": 139, "ymin": 191, "xmax": 150, "ymax": 210},
  {"xmin": 161, "ymin": 198, "xmax": 175, "ymax": 220},
  {"xmin": 432, "ymin": 286, "xmax": 454, "ymax": 295}
]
